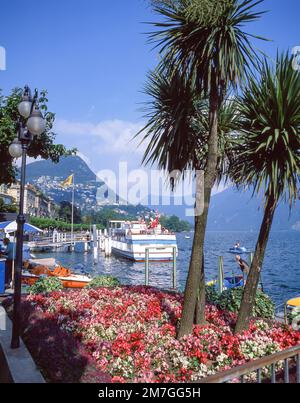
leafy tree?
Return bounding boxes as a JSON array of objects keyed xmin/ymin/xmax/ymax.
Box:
[
  {"xmin": 58, "ymin": 201, "xmax": 82, "ymax": 224},
  {"xmin": 230, "ymin": 54, "xmax": 300, "ymax": 333},
  {"xmin": 160, "ymin": 215, "xmax": 191, "ymax": 232},
  {"xmin": 140, "ymin": 0, "xmax": 264, "ymax": 337},
  {"xmin": 91, "ymin": 207, "xmax": 136, "ymax": 228},
  {"xmin": 0, "ymin": 197, "xmax": 17, "ymax": 213},
  {"xmin": 29, "ymin": 216, "xmax": 103, "ymax": 231},
  {"xmin": 0, "ymin": 88, "xmax": 76, "ymax": 185}
]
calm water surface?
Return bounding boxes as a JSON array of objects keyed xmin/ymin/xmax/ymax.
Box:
[{"xmin": 36, "ymin": 231, "xmax": 300, "ymax": 306}]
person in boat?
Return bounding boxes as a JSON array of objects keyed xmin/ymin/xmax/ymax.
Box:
[
  {"xmin": 236, "ymin": 255, "xmax": 250, "ymax": 276},
  {"xmin": 1, "ymin": 238, "xmax": 16, "ymax": 289},
  {"xmin": 234, "ymin": 241, "xmax": 241, "ymax": 249}
]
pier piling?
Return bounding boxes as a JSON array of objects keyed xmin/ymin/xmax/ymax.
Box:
[
  {"xmin": 172, "ymin": 247, "xmax": 177, "ymax": 290},
  {"xmin": 93, "ymin": 225, "xmax": 98, "ymax": 264},
  {"xmin": 104, "ymin": 237, "xmax": 112, "ymax": 257},
  {"xmin": 218, "ymin": 256, "xmax": 224, "ymax": 293}
]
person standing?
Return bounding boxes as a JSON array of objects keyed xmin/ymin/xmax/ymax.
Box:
[
  {"xmin": 235, "ymin": 255, "xmax": 250, "ymax": 276},
  {"xmin": 2, "ymin": 238, "xmax": 16, "ymax": 288}
]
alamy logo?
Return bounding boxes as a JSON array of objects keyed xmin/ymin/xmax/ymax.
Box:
[
  {"xmin": 292, "ymin": 46, "xmax": 300, "ymax": 71},
  {"xmin": 0, "ymin": 46, "xmax": 6, "ymax": 71}
]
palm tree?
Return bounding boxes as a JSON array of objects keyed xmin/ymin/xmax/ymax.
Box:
[
  {"xmin": 137, "ymin": 66, "xmax": 240, "ymax": 333},
  {"xmin": 146, "ymin": 0, "xmax": 265, "ymax": 336},
  {"xmin": 230, "ymin": 53, "xmax": 300, "ymax": 333}
]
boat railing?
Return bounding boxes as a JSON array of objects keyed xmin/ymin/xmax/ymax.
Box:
[
  {"xmin": 198, "ymin": 345, "xmax": 300, "ymax": 384},
  {"xmin": 127, "ymin": 229, "xmax": 175, "ymax": 236}
]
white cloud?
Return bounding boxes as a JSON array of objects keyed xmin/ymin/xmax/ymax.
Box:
[
  {"xmin": 17, "ymin": 156, "xmax": 42, "ymax": 167},
  {"xmin": 55, "ymin": 118, "xmax": 146, "ymax": 155}
]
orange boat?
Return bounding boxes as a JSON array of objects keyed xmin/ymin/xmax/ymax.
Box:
[{"xmin": 22, "ymin": 265, "xmax": 92, "ymax": 289}]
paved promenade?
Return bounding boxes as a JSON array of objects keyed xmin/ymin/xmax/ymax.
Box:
[{"xmin": 0, "ymin": 300, "xmax": 45, "ymax": 383}]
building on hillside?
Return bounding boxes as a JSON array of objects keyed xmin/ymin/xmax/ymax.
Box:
[
  {"xmin": 47, "ymin": 198, "xmax": 57, "ymax": 219},
  {"xmin": 35, "ymin": 191, "xmax": 49, "ymax": 217},
  {"xmin": 2, "ymin": 182, "xmax": 58, "ymax": 218},
  {"xmin": 6, "ymin": 182, "xmax": 37, "ymax": 216},
  {"xmin": 0, "ymin": 190, "xmax": 15, "ymax": 206}
]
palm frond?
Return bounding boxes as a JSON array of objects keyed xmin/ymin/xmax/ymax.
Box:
[
  {"xmin": 136, "ymin": 68, "xmax": 239, "ymax": 185},
  {"xmin": 229, "ymin": 53, "xmax": 300, "ymax": 205},
  {"xmin": 148, "ymin": 0, "xmax": 267, "ymax": 94}
]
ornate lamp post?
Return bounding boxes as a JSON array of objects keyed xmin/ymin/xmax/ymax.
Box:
[{"xmin": 8, "ymin": 85, "xmax": 46, "ymax": 349}]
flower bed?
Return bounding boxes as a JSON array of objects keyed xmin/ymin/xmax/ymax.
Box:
[{"xmin": 4, "ymin": 286, "xmax": 300, "ymax": 383}]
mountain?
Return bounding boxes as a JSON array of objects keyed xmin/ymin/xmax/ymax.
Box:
[
  {"xmin": 26, "ymin": 156, "xmax": 96, "ymax": 184},
  {"xmin": 156, "ymin": 188, "xmax": 300, "ymax": 231},
  {"xmin": 208, "ymin": 187, "xmax": 300, "ymax": 231},
  {"xmin": 24, "ymin": 156, "xmax": 104, "ymax": 210},
  {"xmin": 208, "ymin": 188, "xmax": 300, "ymax": 231}
]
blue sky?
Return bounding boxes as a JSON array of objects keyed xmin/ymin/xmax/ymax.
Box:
[{"xmin": 1, "ymin": 0, "xmax": 300, "ymax": 176}]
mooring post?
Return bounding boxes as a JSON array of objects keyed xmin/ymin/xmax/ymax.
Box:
[
  {"xmin": 104, "ymin": 237, "xmax": 112, "ymax": 257},
  {"xmin": 97, "ymin": 230, "xmax": 101, "ymax": 249},
  {"xmin": 100, "ymin": 233, "xmax": 104, "ymax": 251},
  {"xmin": 172, "ymin": 247, "xmax": 177, "ymax": 290},
  {"xmin": 93, "ymin": 224, "xmax": 98, "ymax": 264},
  {"xmin": 108, "ymin": 237, "xmax": 112, "ymax": 256},
  {"xmin": 145, "ymin": 248, "xmax": 149, "ymax": 286},
  {"xmin": 104, "ymin": 237, "xmax": 108, "ymax": 257},
  {"xmin": 218, "ymin": 256, "xmax": 224, "ymax": 294}
]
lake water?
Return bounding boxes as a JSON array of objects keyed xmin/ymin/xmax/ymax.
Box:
[{"xmin": 35, "ymin": 230, "xmax": 300, "ymax": 307}]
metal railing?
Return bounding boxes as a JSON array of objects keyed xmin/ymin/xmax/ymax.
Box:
[
  {"xmin": 199, "ymin": 345, "xmax": 300, "ymax": 383},
  {"xmin": 28, "ymin": 232, "xmax": 89, "ymax": 246}
]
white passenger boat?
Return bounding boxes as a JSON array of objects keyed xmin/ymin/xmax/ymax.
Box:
[{"xmin": 109, "ymin": 220, "xmax": 178, "ymax": 262}]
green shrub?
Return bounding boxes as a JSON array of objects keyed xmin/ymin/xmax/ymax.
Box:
[
  {"xmin": 86, "ymin": 276, "xmax": 120, "ymax": 289},
  {"xmin": 29, "ymin": 277, "xmax": 63, "ymax": 295},
  {"xmin": 205, "ymin": 284, "xmax": 219, "ymax": 305},
  {"xmin": 216, "ymin": 287, "xmax": 275, "ymax": 319}
]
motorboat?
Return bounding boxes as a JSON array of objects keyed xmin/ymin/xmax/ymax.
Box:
[
  {"xmin": 22, "ymin": 262, "xmax": 91, "ymax": 289},
  {"xmin": 228, "ymin": 246, "xmax": 248, "ymax": 254}
]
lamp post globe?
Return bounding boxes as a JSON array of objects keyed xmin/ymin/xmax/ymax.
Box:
[
  {"xmin": 27, "ymin": 105, "xmax": 46, "ymax": 136},
  {"xmin": 17, "ymin": 100, "xmax": 32, "ymax": 119},
  {"xmin": 17, "ymin": 86, "xmax": 32, "ymax": 118},
  {"xmin": 9, "ymin": 139, "xmax": 23, "ymax": 159}
]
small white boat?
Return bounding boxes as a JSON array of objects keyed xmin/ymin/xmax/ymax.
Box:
[{"xmin": 185, "ymin": 236, "xmax": 191, "ymax": 240}]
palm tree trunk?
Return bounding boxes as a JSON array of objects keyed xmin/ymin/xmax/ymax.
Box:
[
  {"xmin": 177, "ymin": 84, "xmax": 219, "ymax": 338},
  {"xmin": 235, "ymin": 195, "xmax": 277, "ymax": 334}
]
